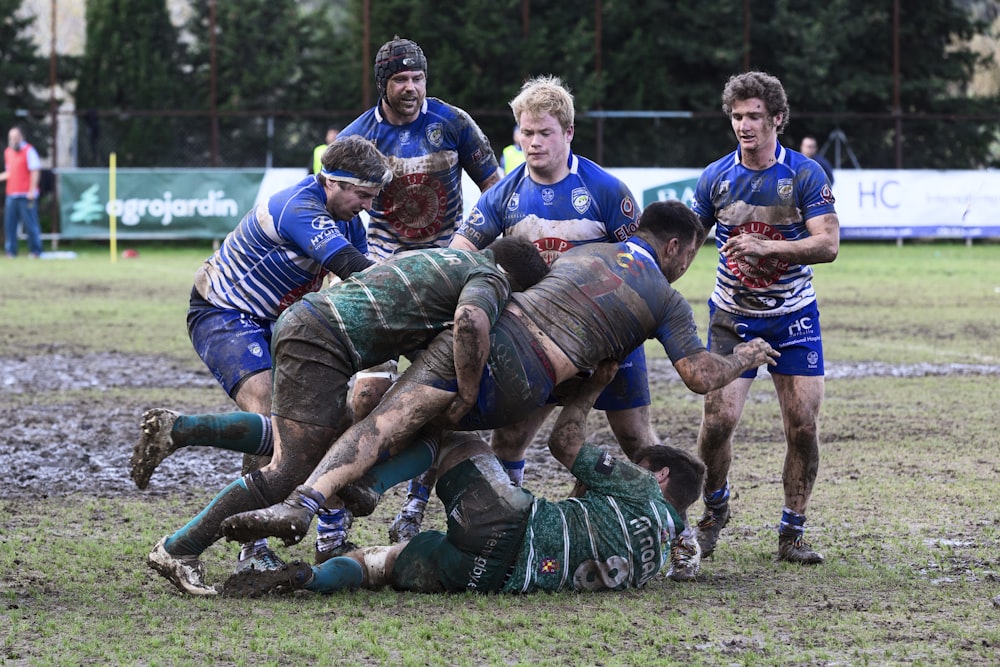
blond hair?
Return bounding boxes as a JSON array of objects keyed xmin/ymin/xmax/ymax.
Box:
[{"xmin": 509, "ymin": 75, "xmax": 575, "ymax": 130}]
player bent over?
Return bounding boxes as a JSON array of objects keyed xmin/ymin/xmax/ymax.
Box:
[{"xmin": 225, "ymin": 361, "xmax": 707, "ymax": 596}]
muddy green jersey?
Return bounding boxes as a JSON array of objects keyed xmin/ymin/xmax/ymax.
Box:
[
  {"xmin": 502, "ymin": 443, "xmax": 685, "ymax": 593},
  {"xmin": 298, "ymin": 247, "xmax": 509, "ymax": 371}
]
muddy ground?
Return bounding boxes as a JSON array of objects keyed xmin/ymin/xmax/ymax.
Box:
[{"xmin": 4, "ymin": 352, "xmax": 998, "ymax": 500}]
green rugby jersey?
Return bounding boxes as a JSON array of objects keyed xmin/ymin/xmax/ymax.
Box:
[
  {"xmin": 502, "ymin": 443, "xmax": 685, "ymax": 593},
  {"xmin": 298, "ymin": 247, "xmax": 509, "ymax": 371}
]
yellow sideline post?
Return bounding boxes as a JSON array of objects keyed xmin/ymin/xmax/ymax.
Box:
[{"xmin": 109, "ymin": 152, "xmax": 117, "ymax": 263}]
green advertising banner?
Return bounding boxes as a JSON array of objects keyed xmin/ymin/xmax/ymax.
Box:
[{"xmin": 58, "ymin": 169, "xmax": 266, "ymax": 239}]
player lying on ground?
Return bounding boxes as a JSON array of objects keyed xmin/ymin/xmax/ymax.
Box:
[
  {"xmin": 143, "ymin": 239, "xmax": 549, "ymax": 595},
  {"xmin": 215, "ymin": 201, "xmax": 778, "ymax": 565},
  {"xmin": 224, "ymin": 361, "xmax": 707, "ymax": 596}
]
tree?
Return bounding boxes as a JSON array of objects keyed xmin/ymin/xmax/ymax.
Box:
[
  {"xmin": 184, "ymin": 0, "xmax": 359, "ymax": 167},
  {"xmin": 0, "ymin": 0, "xmax": 51, "ymax": 154},
  {"xmin": 75, "ymin": 0, "xmax": 188, "ymax": 166}
]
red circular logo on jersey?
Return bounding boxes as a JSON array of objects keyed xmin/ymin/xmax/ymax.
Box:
[
  {"xmin": 532, "ymin": 237, "xmax": 573, "ymax": 265},
  {"xmin": 380, "ymin": 173, "xmax": 448, "ymax": 239},
  {"xmin": 727, "ymin": 221, "xmax": 788, "ymax": 288}
]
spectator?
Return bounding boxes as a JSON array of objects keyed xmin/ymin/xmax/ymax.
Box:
[
  {"xmin": 311, "ymin": 127, "xmax": 340, "ymax": 175},
  {"xmin": 500, "ymin": 124, "xmax": 525, "ymax": 174},
  {"xmin": 1, "ymin": 126, "xmax": 43, "ymax": 258},
  {"xmin": 799, "ymin": 134, "xmax": 834, "ymax": 185}
]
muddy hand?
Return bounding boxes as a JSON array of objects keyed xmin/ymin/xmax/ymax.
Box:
[{"xmin": 735, "ymin": 337, "xmax": 780, "ymax": 367}]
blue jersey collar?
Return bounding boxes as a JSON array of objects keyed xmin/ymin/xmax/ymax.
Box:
[
  {"xmin": 733, "ymin": 141, "xmax": 786, "ymax": 166},
  {"xmin": 626, "ymin": 236, "xmax": 659, "ymax": 264}
]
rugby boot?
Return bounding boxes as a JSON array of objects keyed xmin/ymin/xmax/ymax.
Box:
[
  {"xmin": 221, "ymin": 485, "xmax": 325, "ymax": 547},
  {"xmin": 148, "ymin": 536, "xmax": 217, "ymax": 596},
  {"xmin": 233, "ymin": 544, "xmax": 286, "ymax": 575},
  {"xmin": 666, "ymin": 529, "xmax": 702, "ymax": 582},
  {"xmin": 223, "ymin": 560, "xmax": 314, "ymax": 598},
  {"xmin": 778, "ymin": 534, "xmax": 824, "ymax": 564},
  {"xmin": 388, "ymin": 507, "xmax": 424, "ymax": 543},
  {"xmin": 695, "ymin": 501, "xmax": 730, "ymax": 558},
  {"xmin": 130, "ymin": 408, "xmax": 180, "ymax": 489}
]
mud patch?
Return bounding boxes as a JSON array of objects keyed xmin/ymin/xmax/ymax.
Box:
[{"xmin": 3, "ymin": 353, "xmax": 999, "ymax": 499}]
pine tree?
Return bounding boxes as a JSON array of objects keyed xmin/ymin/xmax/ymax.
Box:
[
  {"xmin": 75, "ymin": 0, "xmax": 187, "ymax": 166},
  {"xmin": 0, "ymin": 0, "xmax": 50, "ymax": 154}
]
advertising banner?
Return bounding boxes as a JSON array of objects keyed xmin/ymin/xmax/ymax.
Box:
[{"xmin": 58, "ymin": 169, "xmax": 266, "ymax": 239}]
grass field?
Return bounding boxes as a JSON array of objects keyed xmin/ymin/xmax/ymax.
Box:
[{"xmin": 2, "ymin": 240, "xmax": 999, "ymax": 666}]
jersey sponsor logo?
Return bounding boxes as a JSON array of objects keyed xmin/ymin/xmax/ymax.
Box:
[
  {"xmin": 614, "ymin": 220, "xmax": 639, "ymax": 242},
  {"xmin": 398, "ymin": 130, "xmax": 412, "ymax": 145},
  {"xmin": 594, "ymin": 450, "xmax": 616, "ymax": 475},
  {"xmin": 309, "ymin": 228, "xmax": 340, "ymax": 251},
  {"xmin": 571, "ymin": 187, "xmax": 591, "ymax": 214},
  {"xmin": 380, "ymin": 172, "xmax": 448, "ymax": 239},
  {"xmin": 532, "ymin": 237, "xmax": 572, "ymax": 265},
  {"xmin": 620, "ymin": 196, "xmax": 636, "ymax": 220},
  {"xmin": 425, "ymin": 123, "xmax": 444, "ymax": 148},
  {"xmin": 471, "ymin": 147, "xmax": 487, "ymax": 164},
  {"xmin": 726, "ymin": 221, "xmax": 789, "ymax": 289},
  {"xmin": 777, "ymin": 178, "xmax": 793, "ymax": 201},
  {"xmin": 750, "ymin": 176, "xmax": 764, "ymax": 192},
  {"xmin": 820, "ymin": 183, "xmax": 835, "ymax": 204},
  {"xmin": 719, "ymin": 180, "xmax": 731, "ymax": 196},
  {"xmin": 733, "ymin": 293, "xmax": 783, "ymax": 310},
  {"xmin": 310, "ymin": 215, "xmax": 337, "ymax": 231},
  {"xmin": 541, "ymin": 188, "xmax": 555, "ymax": 204},
  {"xmin": 630, "ymin": 516, "xmax": 661, "ymax": 583},
  {"xmin": 507, "ymin": 192, "xmax": 520, "ymax": 211},
  {"xmin": 539, "ymin": 558, "xmax": 560, "ymax": 574}
]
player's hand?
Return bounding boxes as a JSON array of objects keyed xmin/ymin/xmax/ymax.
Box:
[
  {"xmin": 443, "ymin": 390, "xmax": 476, "ymax": 425},
  {"xmin": 734, "ymin": 337, "xmax": 780, "ymax": 367}
]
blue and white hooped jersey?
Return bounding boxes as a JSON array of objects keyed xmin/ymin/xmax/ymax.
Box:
[
  {"xmin": 339, "ymin": 98, "xmax": 499, "ymax": 261},
  {"xmin": 456, "ymin": 152, "xmax": 640, "ymax": 264},
  {"xmin": 692, "ymin": 143, "xmax": 836, "ymax": 317},
  {"xmin": 194, "ymin": 175, "xmax": 367, "ymax": 320}
]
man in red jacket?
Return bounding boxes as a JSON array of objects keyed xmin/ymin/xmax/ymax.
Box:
[{"xmin": 1, "ymin": 126, "xmax": 43, "ymax": 258}]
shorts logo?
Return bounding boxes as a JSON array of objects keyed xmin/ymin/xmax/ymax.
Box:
[
  {"xmin": 248, "ymin": 342, "xmax": 263, "ymax": 358},
  {"xmin": 788, "ymin": 316, "xmax": 813, "ymax": 337},
  {"xmin": 620, "ymin": 196, "xmax": 635, "ymax": 220},
  {"xmin": 777, "ymin": 178, "xmax": 793, "ymax": 201},
  {"xmin": 425, "ymin": 123, "xmax": 444, "ymax": 148},
  {"xmin": 571, "ymin": 187, "xmax": 590, "ymax": 214},
  {"xmin": 540, "ymin": 558, "xmax": 560, "ymax": 574},
  {"xmin": 507, "ymin": 193, "xmax": 520, "ymax": 211},
  {"xmin": 541, "ymin": 188, "xmax": 555, "ymax": 204},
  {"xmin": 807, "ymin": 350, "xmax": 819, "ymax": 366}
]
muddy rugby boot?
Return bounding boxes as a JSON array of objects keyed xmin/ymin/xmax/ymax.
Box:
[
  {"xmin": 666, "ymin": 529, "xmax": 702, "ymax": 582},
  {"xmin": 222, "ymin": 485, "xmax": 324, "ymax": 547},
  {"xmin": 130, "ymin": 408, "xmax": 180, "ymax": 489},
  {"xmin": 223, "ymin": 560, "xmax": 314, "ymax": 598},
  {"xmin": 148, "ymin": 536, "xmax": 217, "ymax": 596},
  {"xmin": 778, "ymin": 534, "xmax": 824, "ymax": 565},
  {"xmin": 694, "ymin": 501, "xmax": 730, "ymax": 558},
  {"xmin": 233, "ymin": 544, "xmax": 286, "ymax": 575},
  {"xmin": 388, "ymin": 508, "xmax": 424, "ymax": 543}
]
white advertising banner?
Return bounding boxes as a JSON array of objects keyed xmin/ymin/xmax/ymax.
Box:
[{"xmin": 463, "ymin": 167, "xmax": 1000, "ymax": 240}]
